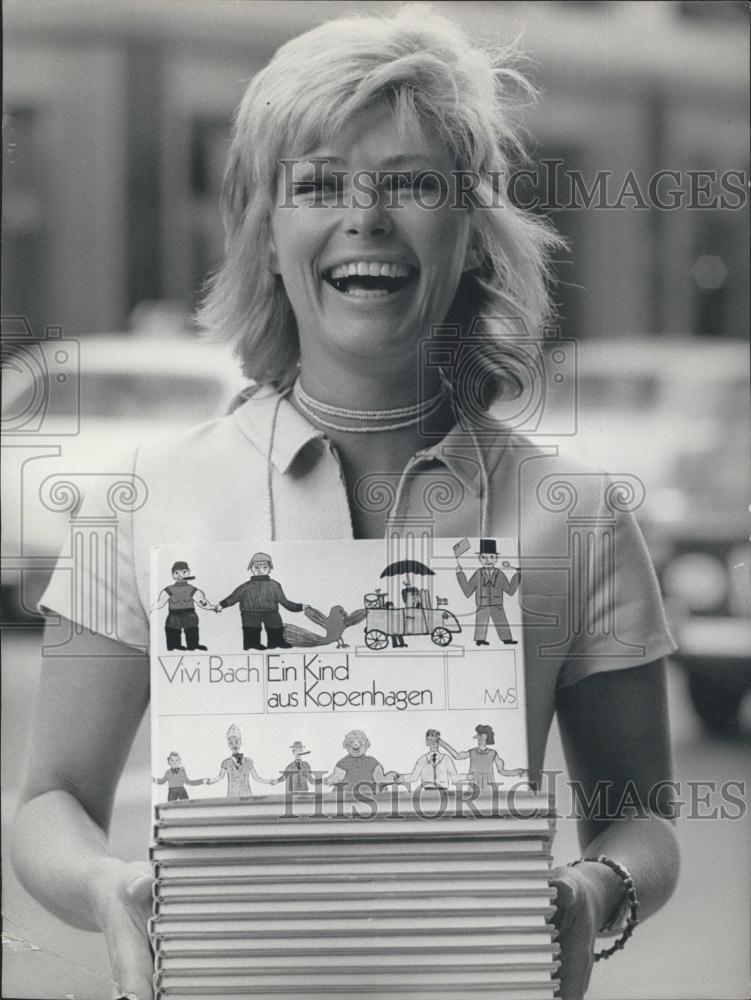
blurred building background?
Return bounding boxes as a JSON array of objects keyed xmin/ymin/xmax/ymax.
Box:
[
  {"xmin": 3, "ymin": 0, "xmax": 749, "ymax": 342},
  {"xmin": 2, "ymin": 2, "xmax": 750, "ymax": 999}
]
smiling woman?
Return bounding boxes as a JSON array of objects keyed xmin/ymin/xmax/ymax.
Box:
[
  {"xmin": 267, "ymin": 105, "xmax": 470, "ymax": 389},
  {"xmin": 11, "ymin": 6, "xmax": 679, "ymax": 1000},
  {"xmin": 198, "ymin": 7, "xmax": 562, "ymax": 400}
]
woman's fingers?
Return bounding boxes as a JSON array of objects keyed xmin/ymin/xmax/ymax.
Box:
[
  {"xmin": 550, "ymin": 868, "xmax": 597, "ymax": 1000},
  {"xmin": 98, "ymin": 862, "xmax": 154, "ymax": 1000}
]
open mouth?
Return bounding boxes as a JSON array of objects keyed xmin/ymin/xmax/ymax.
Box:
[{"xmin": 323, "ymin": 261, "xmax": 417, "ymax": 298}]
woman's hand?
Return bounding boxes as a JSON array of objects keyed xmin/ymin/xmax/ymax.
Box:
[
  {"xmin": 90, "ymin": 858, "xmax": 154, "ymax": 1000},
  {"xmin": 550, "ymin": 861, "xmax": 619, "ymax": 1000}
]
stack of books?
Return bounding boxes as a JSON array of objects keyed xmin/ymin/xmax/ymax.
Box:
[
  {"xmin": 149, "ymin": 790, "xmax": 559, "ymax": 1000},
  {"xmin": 149, "ymin": 538, "xmax": 559, "ymax": 998}
]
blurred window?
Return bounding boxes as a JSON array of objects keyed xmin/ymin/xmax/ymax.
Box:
[
  {"xmin": 579, "ymin": 373, "xmax": 661, "ymax": 411},
  {"xmin": 188, "ymin": 115, "xmax": 232, "ymax": 303},
  {"xmin": 512, "ymin": 142, "xmax": 587, "ymax": 340},
  {"xmin": 2, "ymin": 106, "xmax": 48, "ymax": 336},
  {"xmin": 677, "ymin": 1, "xmax": 749, "ymax": 25},
  {"xmin": 691, "ymin": 207, "xmax": 750, "ymax": 340},
  {"xmin": 78, "ymin": 373, "xmax": 225, "ymax": 420}
]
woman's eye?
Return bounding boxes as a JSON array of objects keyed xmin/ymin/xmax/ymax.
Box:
[
  {"xmin": 292, "ymin": 180, "xmax": 342, "ymax": 201},
  {"xmin": 382, "ymin": 172, "xmax": 414, "ymax": 191},
  {"xmin": 381, "ymin": 172, "xmax": 441, "ymax": 195},
  {"xmin": 414, "ymin": 173, "xmax": 441, "ymax": 193}
]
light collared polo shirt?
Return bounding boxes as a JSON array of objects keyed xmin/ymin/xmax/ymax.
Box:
[{"xmin": 40, "ymin": 387, "xmax": 675, "ymax": 779}]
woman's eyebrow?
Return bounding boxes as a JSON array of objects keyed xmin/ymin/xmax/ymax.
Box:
[
  {"xmin": 378, "ymin": 154, "xmax": 435, "ymax": 168},
  {"xmin": 296, "ymin": 153, "xmax": 435, "ymax": 167}
]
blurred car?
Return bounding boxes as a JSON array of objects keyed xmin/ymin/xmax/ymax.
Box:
[
  {"xmin": 548, "ymin": 337, "xmax": 750, "ymax": 737},
  {"xmin": 1, "ymin": 332, "xmax": 245, "ymax": 621},
  {"xmin": 553, "ymin": 338, "xmax": 749, "ymax": 499},
  {"xmin": 643, "ymin": 369, "xmax": 750, "ymax": 739}
]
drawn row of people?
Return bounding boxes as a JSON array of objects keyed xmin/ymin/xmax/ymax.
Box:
[{"xmin": 153, "ymin": 723, "xmax": 527, "ymax": 800}]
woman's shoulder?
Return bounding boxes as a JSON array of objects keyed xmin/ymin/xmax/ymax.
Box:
[
  {"xmin": 487, "ymin": 425, "xmax": 640, "ymax": 523},
  {"xmin": 133, "ymin": 408, "xmax": 255, "ymax": 467},
  {"xmin": 133, "ymin": 387, "xmax": 318, "ymax": 477}
]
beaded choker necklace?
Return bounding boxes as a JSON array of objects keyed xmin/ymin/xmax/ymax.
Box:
[{"xmin": 292, "ymin": 378, "xmax": 445, "ymax": 433}]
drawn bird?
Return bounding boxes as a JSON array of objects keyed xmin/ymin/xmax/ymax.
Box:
[{"xmin": 282, "ymin": 605, "xmax": 367, "ymax": 648}]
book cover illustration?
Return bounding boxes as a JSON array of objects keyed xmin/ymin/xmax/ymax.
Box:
[
  {"xmin": 148, "ymin": 540, "xmax": 558, "ymax": 997},
  {"xmin": 149, "ymin": 537, "xmax": 530, "ymax": 809}
]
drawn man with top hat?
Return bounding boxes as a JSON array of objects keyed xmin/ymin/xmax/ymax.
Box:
[{"xmin": 455, "ymin": 539, "xmax": 520, "ymax": 647}]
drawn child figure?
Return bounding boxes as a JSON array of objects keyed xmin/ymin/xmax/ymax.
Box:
[
  {"xmin": 324, "ymin": 729, "xmax": 399, "ymax": 793},
  {"xmin": 153, "ymin": 561, "xmax": 218, "ymax": 651},
  {"xmin": 439, "ymin": 724, "xmax": 527, "ymax": 792},
  {"xmin": 152, "ymin": 752, "xmax": 204, "ymax": 802},
  {"xmin": 205, "ymin": 723, "xmax": 275, "ymax": 798},
  {"xmin": 216, "ymin": 552, "xmax": 306, "ymax": 651},
  {"xmin": 397, "ymin": 729, "xmax": 458, "ymax": 790},
  {"xmin": 455, "ymin": 540, "xmax": 520, "ymax": 647},
  {"xmin": 273, "ymin": 740, "xmax": 315, "ymax": 792},
  {"xmin": 402, "ymin": 585, "xmax": 427, "ymax": 637}
]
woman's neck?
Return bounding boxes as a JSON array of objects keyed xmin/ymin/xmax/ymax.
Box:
[
  {"xmin": 288, "ymin": 361, "xmax": 457, "ymax": 539},
  {"xmin": 296, "ymin": 350, "xmax": 443, "ymax": 412}
]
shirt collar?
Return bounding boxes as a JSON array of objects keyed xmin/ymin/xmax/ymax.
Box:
[
  {"xmin": 232, "ymin": 388, "xmax": 506, "ymax": 491},
  {"xmin": 233, "ymin": 388, "xmax": 323, "ymax": 474},
  {"xmin": 416, "ymin": 422, "xmax": 509, "ymax": 497}
]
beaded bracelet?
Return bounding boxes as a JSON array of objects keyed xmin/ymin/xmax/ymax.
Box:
[{"xmin": 567, "ymin": 855, "xmax": 640, "ymax": 961}]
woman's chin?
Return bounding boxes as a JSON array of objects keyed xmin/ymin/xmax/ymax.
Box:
[{"xmin": 308, "ymin": 287, "xmax": 428, "ymax": 363}]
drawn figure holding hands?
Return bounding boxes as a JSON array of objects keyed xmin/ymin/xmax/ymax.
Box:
[
  {"xmin": 152, "ymin": 561, "xmax": 219, "ymax": 651},
  {"xmin": 216, "ymin": 552, "xmax": 305, "ymax": 651},
  {"xmin": 273, "ymin": 740, "xmax": 315, "ymax": 791},
  {"xmin": 152, "ymin": 751, "xmax": 205, "ymax": 801},
  {"xmin": 397, "ymin": 729, "xmax": 458, "ymax": 790},
  {"xmin": 205, "ymin": 724, "xmax": 275, "ymax": 798},
  {"xmin": 440, "ymin": 724, "xmax": 527, "ymax": 792},
  {"xmin": 325, "ymin": 730, "xmax": 399, "ymax": 793}
]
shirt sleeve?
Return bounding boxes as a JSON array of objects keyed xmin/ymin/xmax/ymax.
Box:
[
  {"xmin": 37, "ymin": 447, "xmax": 150, "ymax": 652},
  {"xmin": 557, "ymin": 503, "xmax": 677, "ymax": 689}
]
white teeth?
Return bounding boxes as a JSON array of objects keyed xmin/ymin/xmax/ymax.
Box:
[
  {"xmin": 327, "ymin": 261, "xmax": 413, "ymax": 280},
  {"xmin": 343, "ymin": 287, "xmax": 392, "ymax": 298}
]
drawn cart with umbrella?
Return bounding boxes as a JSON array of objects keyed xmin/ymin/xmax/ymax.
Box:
[{"xmin": 362, "ymin": 560, "xmax": 462, "ymax": 649}]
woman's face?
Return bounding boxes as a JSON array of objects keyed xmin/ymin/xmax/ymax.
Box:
[{"xmin": 269, "ymin": 104, "xmax": 471, "ymax": 373}]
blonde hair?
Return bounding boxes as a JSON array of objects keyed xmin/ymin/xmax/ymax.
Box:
[{"xmin": 197, "ymin": 5, "xmax": 563, "ymax": 402}]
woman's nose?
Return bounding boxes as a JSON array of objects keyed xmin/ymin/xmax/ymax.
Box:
[{"xmin": 344, "ymin": 193, "xmax": 393, "ymax": 237}]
